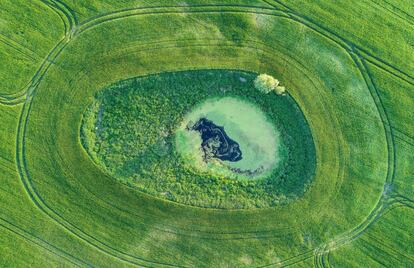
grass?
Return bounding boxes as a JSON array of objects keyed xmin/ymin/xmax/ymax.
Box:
[
  {"xmin": 0, "ymin": 0, "xmax": 413, "ymax": 267},
  {"xmin": 0, "ymin": 0, "xmax": 63, "ymax": 97},
  {"xmin": 329, "ymin": 207, "xmax": 414, "ymax": 267}
]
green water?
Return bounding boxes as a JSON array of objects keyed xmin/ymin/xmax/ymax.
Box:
[{"xmin": 176, "ymin": 97, "xmax": 281, "ymax": 179}]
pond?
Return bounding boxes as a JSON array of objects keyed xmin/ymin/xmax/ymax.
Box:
[{"xmin": 190, "ymin": 117, "xmax": 243, "ymax": 162}]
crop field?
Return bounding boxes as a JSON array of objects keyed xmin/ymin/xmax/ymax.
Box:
[{"xmin": 0, "ymin": 0, "xmax": 413, "ymax": 267}]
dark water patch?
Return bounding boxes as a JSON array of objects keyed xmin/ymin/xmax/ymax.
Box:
[{"xmin": 190, "ymin": 118, "xmax": 242, "ymax": 162}]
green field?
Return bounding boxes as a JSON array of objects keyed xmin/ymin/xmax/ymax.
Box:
[{"xmin": 0, "ymin": 0, "xmax": 413, "ymax": 267}]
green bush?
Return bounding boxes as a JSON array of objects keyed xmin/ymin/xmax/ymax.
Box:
[
  {"xmin": 254, "ymin": 74, "xmax": 279, "ymax": 93},
  {"xmin": 275, "ymin": 85, "xmax": 286, "ymax": 95},
  {"xmin": 254, "ymin": 74, "xmax": 287, "ymax": 95}
]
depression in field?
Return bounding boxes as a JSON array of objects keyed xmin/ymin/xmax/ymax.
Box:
[{"xmin": 0, "ymin": 0, "xmax": 413, "ymax": 267}]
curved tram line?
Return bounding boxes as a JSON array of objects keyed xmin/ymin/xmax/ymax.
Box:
[
  {"xmin": 25, "ymin": 36, "xmax": 326, "ymax": 239},
  {"xmin": 260, "ymin": 1, "xmax": 405, "ymax": 267},
  {"xmin": 15, "ymin": 39, "xmax": 324, "ymax": 268},
  {"xmin": 0, "ymin": 0, "xmax": 77, "ymax": 106},
  {"xmin": 12, "ymin": 2, "xmax": 413, "ymax": 267},
  {"xmin": 0, "ymin": 217, "xmax": 92, "ymax": 267}
]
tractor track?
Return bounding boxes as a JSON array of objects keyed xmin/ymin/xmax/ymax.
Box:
[
  {"xmin": 257, "ymin": 249, "xmax": 314, "ymax": 267},
  {"xmin": 261, "ymin": 1, "xmax": 399, "ymax": 266},
  {"xmin": 0, "ymin": 0, "xmax": 76, "ymax": 106},
  {"xmin": 0, "ymin": 34, "xmax": 41, "ymax": 62},
  {"xmin": 54, "ymin": 36, "xmax": 341, "ymax": 240},
  {"xmin": 17, "ymin": 82, "xmax": 184, "ymax": 267},
  {"xmin": 1, "ymin": 4, "xmax": 284, "ymax": 106},
  {"xmin": 15, "ymin": 35, "xmax": 344, "ymax": 266},
  {"xmin": 392, "ymin": 127, "xmax": 414, "ymax": 148},
  {"xmin": 13, "ymin": 6, "xmax": 294, "ymax": 267},
  {"xmin": 16, "ymin": 40, "xmax": 316, "ymax": 248},
  {"xmin": 310, "ymin": 43, "xmax": 396, "ymax": 268},
  {"xmin": 10, "ymin": 2, "xmax": 409, "ymax": 267},
  {"xmin": 75, "ymin": 6, "xmax": 287, "ymax": 36},
  {"xmin": 40, "ymin": 0, "xmax": 78, "ymax": 36},
  {"xmin": 371, "ymin": 0, "xmax": 414, "ymax": 26},
  {"xmin": 0, "ymin": 217, "xmax": 91, "ymax": 267},
  {"xmin": 264, "ymin": 0, "xmax": 414, "ymax": 86},
  {"xmin": 358, "ymin": 48, "xmax": 414, "ymax": 87},
  {"xmin": 364, "ymin": 231, "xmax": 414, "ymax": 262}
]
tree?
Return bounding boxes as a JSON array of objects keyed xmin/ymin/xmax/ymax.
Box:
[
  {"xmin": 254, "ymin": 74, "xmax": 286, "ymax": 95},
  {"xmin": 254, "ymin": 74, "xmax": 279, "ymax": 94}
]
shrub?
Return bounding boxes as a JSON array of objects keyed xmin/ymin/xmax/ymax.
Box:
[
  {"xmin": 254, "ymin": 74, "xmax": 286, "ymax": 95},
  {"xmin": 254, "ymin": 74, "xmax": 279, "ymax": 94},
  {"xmin": 275, "ymin": 85, "xmax": 286, "ymax": 95}
]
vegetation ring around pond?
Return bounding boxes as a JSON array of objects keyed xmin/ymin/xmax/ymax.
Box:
[{"xmin": 81, "ymin": 70, "xmax": 316, "ymax": 209}]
